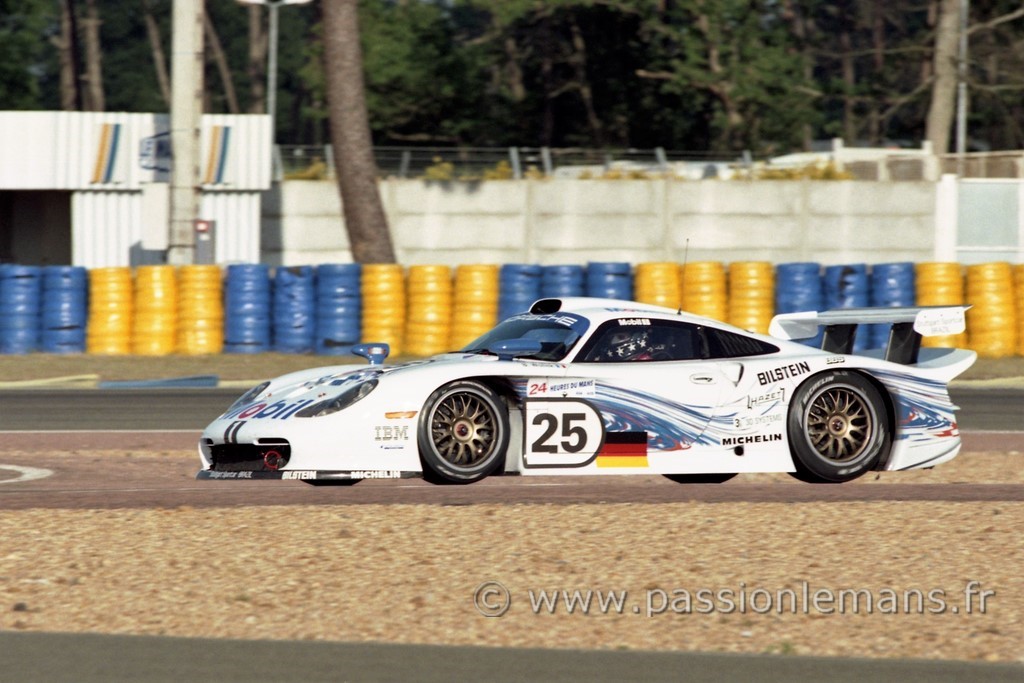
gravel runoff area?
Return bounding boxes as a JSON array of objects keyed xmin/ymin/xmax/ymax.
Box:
[{"xmin": 0, "ymin": 450, "xmax": 1021, "ymax": 663}]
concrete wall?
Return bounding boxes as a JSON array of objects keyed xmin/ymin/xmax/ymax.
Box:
[{"xmin": 262, "ymin": 178, "xmax": 943, "ymax": 266}]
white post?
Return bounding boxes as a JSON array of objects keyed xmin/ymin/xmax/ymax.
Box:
[
  {"xmin": 934, "ymin": 174, "xmax": 959, "ymax": 262},
  {"xmin": 168, "ymin": 0, "xmax": 203, "ymax": 265}
]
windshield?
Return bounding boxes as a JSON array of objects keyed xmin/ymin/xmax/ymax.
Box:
[{"xmin": 460, "ymin": 312, "xmax": 589, "ymax": 361}]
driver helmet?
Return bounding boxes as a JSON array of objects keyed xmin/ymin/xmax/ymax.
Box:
[{"xmin": 605, "ymin": 329, "xmax": 652, "ymax": 360}]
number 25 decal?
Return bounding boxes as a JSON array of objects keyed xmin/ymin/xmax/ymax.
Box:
[{"xmin": 524, "ymin": 399, "xmax": 604, "ymax": 468}]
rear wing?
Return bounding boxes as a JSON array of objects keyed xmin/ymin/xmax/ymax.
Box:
[{"xmin": 768, "ymin": 306, "xmax": 968, "ymax": 364}]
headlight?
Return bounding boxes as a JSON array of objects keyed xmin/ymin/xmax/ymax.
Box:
[
  {"xmin": 227, "ymin": 381, "xmax": 270, "ymax": 412},
  {"xmin": 295, "ymin": 380, "xmax": 378, "ymax": 418}
]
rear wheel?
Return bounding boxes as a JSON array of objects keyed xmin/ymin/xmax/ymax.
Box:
[
  {"xmin": 418, "ymin": 381, "xmax": 509, "ymax": 484},
  {"xmin": 788, "ymin": 371, "xmax": 890, "ymax": 483}
]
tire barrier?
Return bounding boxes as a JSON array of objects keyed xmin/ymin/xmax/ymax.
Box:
[
  {"xmin": 915, "ymin": 262, "xmax": 967, "ymax": 349},
  {"xmin": 224, "ymin": 264, "xmax": 272, "ymax": 354},
  {"xmin": 868, "ymin": 262, "xmax": 916, "ymax": 349},
  {"xmin": 406, "ymin": 264, "xmax": 453, "ymax": 357},
  {"xmin": 728, "ymin": 261, "xmax": 774, "ymax": 334},
  {"xmin": 177, "ymin": 265, "xmax": 223, "ymax": 355},
  {"xmin": 273, "ymin": 265, "xmax": 316, "ymax": 354},
  {"xmin": 681, "ymin": 261, "xmax": 727, "ymax": 322},
  {"xmin": 634, "ymin": 262, "xmax": 681, "ymax": 309},
  {"xmin": 775, "ymin": 263, "xmax": 823, "ymax": 348},
  {"xmin": 965, "ymin": 261, "xmax": 1018, "ymax": 358},
  {"xmin": 315, "ymin": 264, "xmax": 362, "ymax": 355},
  {"xmin": 132, "ymin": 265, "xmax": 177, "ymax": 356},
  {"xmin": 586, "ymin": 262, "xmax": 633, "ymax": 300},
  {"xmin": 1016, "ymin": 264, "xmax": 1024, "ymax": 357},
  {"xmin": 86, "ymin": 267, "xmax": 133, "ymax": 355},
  {"xmin": 824, "ymin": 263, "xmax": 870, "ymax": 352},
  {"xmin": 450, "ymin": 264, "xmax": 499, "ymax": 350},
  {"xmin": 361, "ymin": 264, "xmax": 406, "ymax": 356},
  {"xmin": 4, "ymin": 260, "xmax": 1024, "ymax": 358},
  {"xmin": 498, "ymin": 263, "xmax": 542, "ymax": 321},
  {"xmin": 0, "ymin": 265, "xmax": 42, "ymax": 354},
  {"xmin": 41, "ymin": 266, "xmax": 88, "ymax": 354},
  {"xmin": 540, "ymin": 264, "xmax": 586, "ymax": 298}
]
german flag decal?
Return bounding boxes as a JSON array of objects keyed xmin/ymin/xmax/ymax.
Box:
[{"xmin": 596, "ymin": 431, "xmax": 648, "ymax": 468}]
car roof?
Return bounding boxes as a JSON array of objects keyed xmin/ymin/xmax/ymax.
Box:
[{"xmin": 530, "ymin": 297, "xmax": 730, "ymax": 329}]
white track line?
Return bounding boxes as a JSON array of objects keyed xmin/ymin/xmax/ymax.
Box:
[{"xmin": 0, "ymin": 465, "xmax": 54, "ymax": 484}]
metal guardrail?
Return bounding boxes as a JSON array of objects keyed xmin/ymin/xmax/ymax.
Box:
[
  {"xmin": 275, "ymin": 145, "xmax": 755, "ymax": 181},
  {"xmin": 275, "ymin": 145, "xmax": 1024, "ymax": 182}
]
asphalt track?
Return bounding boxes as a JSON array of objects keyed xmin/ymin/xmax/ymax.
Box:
[
  {"xmin": 0, "ymin": 385, "xmax": 1021, "ymax": 681},
  {"xmin": 2, "ymin": 631, "xmax": 1022, "ymax": 683},
  {"xmin": 0, "ymin": 386, "xmax": 1021, "ymax": 510}
]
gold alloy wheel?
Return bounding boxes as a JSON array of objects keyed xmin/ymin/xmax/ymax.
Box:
[
  {"xmin": 804, "ymin": 385, "xmax": 874, "ymax": 463},
  {"xmin": 430, "ymin": 390, "xmax": 498, "ymax": 467}
]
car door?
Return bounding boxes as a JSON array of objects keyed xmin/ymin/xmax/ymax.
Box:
[{"xmin": 558, "ymin": 318, "xmax": 736, "ymax": 454}]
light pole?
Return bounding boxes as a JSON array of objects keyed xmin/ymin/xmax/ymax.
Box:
[
  {"xmin": 955, "ymin": 0, "xmax": 969, "ymax": 173},
  {"xmin": 237, "ymin": 0, "xmax": 313, "ymax": 138}
]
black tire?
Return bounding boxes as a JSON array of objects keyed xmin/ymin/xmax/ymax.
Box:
[
  {"xmin": 663, "ymin": 473, "xmax": 737, "ymax": 484},
  {"xmin": 788, "ymin": 370, "xmax": 890, "ymax": 483},
  {"xmin": 418, "ymin": 381, "xmax": 510, "ymax": 484}
]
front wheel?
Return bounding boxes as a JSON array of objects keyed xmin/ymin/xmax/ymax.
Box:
[
  {"xmin": 418, "ymin": 381, "xmax": 510, "ymax": 484},
  {"xmin": 788, "ymin": 371, "xmax": 890, "ymax": 483}
]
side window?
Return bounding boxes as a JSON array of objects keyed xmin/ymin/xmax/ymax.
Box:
[
  {"xmin": 579, "ymin": 319, "xmax": 702, "ymax": 362},
  {"xmin": 703, "ymin": 327, "xmax": 779, "ymax": 358}
]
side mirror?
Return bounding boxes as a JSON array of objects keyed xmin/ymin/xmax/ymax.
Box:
[{"xmin": 352, "ymin": 343, "xmax": 390, "ymax": 365}]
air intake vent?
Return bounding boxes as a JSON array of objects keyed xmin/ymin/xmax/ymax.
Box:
[{"xmin": 529, "ymin": 299, "xmax": 563, "ymax": 314}]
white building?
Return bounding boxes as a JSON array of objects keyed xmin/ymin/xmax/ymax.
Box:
[{"xmin": 0, "ymin": 111, "xmax": 271, "ymax": 267}]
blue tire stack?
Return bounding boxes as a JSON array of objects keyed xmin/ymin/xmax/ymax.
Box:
[
  {"xmin": 775, "ymin": 262, "xmax": 824, "ymax": 348},
  {"xmin": 824, "ymin": 263, "xmax": 870, "ymax": 352},
  {"xmin": 540, "ymin": 264, "xmax": 585, "ymax": 298},
  {"xmin": 41, "ymin": 266, "xmax": 88, "ymax": 353},
  {"xmin": 498, "ymin": 264, "xmax": 542, "ymax": 321},
  {"xmin": 586, "ymin": 262, "xmax": 633, "ymax": 300},
  {"xmin": 869, "ymin": 262, "xmax": 916, "ymax": 349},
  {"xmin": 273, "ymin": 266, "xmax": 316, "ymax": 353},
  {"xmin": 224, "ymin": 264, "xmax": 273, "ymax": 353},
  {"xmin": 0, "ymin": 265, "xmax": 42, "ymax": 354},
  {"xmin": 315, "ymin": 264, "xmax": 362, "ymax": 355}
]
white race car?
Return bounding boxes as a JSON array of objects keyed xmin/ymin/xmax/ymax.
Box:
[{"xmin": 197, "ymin": 297, "xmax": 975, "ymax": 485}]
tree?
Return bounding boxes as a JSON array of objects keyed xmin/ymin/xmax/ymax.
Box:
[
  {"xmin": 143, "ymin": 0, "xmax": 171, "ymax": 107},
  {"xmin": 0, "ymin": 0, "xmax": 51, "ymax": 109},
  {"xmin": 322, "ymin": 0, "xmax": 395, "ymax": 263},
  {"xmin": 81, "ymin": 0, "xmax": 105, "ymax": 111},
  {"xmin": 925, "ymin": 0, "xmax": 961, "ymax": 154}
]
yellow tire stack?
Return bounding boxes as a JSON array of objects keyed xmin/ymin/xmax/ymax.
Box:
[
  {"xmin": 916, "ymin": 262, "xmax": 967, "ymax": 348},
  {"xmin": 132, "ymin": 265, "xmax": 178, "ymax": 355},
  {"xmin": 177, "ymin": 265, "xmax": 223, "ymax": 355},
  {"xmin": 634, "ymin": 262, "xmax": 681, "ymax": 309},
  {"xmin": 1016, "ymin": 264, "xmax": 1024, "ymax": 356},
  {"xmin": 450, "ymin": 264, "xmax": 499, "ymax": 350},
  {"xmin": 728, "ymin": 261, "xmax": 775, "ymax": 334},
  {"xmin": 86, "ymin": 267, "xmax": 133, "ymax": 355},
  {"xmin": 681, "ymin": 261, "xmax": 727, "ymax": 321},
  {"xmin": 405, "ymin": 265, "xmax": 453, "ymax": 357},
  {"xmin": 361, "ymin": 264, "xmax": 406, "ymax": 355},
  {"xmin": 965, "ymin": 262, "xmax": 1018, "ymax": 358}
]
